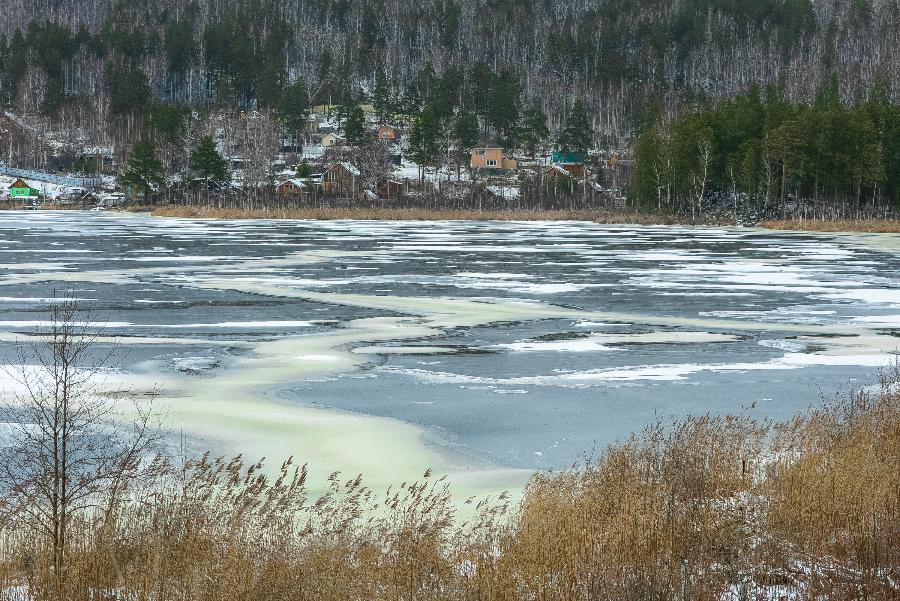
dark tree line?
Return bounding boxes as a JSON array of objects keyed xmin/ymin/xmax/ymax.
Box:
[{"xmin": 632, "ymin": 82, "xmax": 900, "ymax": 217}]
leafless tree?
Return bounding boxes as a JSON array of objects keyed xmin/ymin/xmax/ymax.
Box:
[
  {"xmin": 350, "ymin": 134, "xmax": 393, "ymax": 194},
  {"xmin": 0, "ymin": 294, "xmax": 160, "ymax": 591}
]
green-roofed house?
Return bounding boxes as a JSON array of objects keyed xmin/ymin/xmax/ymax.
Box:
[{"xmin": 8, "ymin": 178, "xmax": 40, "ymax": 198}]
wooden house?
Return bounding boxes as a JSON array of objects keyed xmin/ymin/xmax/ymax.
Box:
[
  {"xmin": 377, "ymin": 125, "xmax": 401, "ymax": 142},
  {"xmin": 551, "ymin": 150, "xmax": 586, "ymax": 178},
  {"xmin": 321, "ymin": 162, "xmax": 360, "ymax": 196},
  {"xmin": 470, "ymin": 143, "xmax": 518, "ymax": 171},
  {"xmin": 321, "ymin": 133, "xmax": 345, "ymax": 148},
  {"xmin": 8, "ymin": 178, "xmax": 39, "ymax": 198},
  {"xmin": 539, "ymin": 165, "xmax": 576, "ymax": 192},
  {"xmin": 276, "ymin": 179, "xmax": 310, "ymax": 197},
  {"xmin": 560, "ymin": 163, "xmax": 585, "ymax": 178}
]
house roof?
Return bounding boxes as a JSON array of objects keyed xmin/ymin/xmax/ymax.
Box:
[
  {"xmin": 338, "ymin": 162, "xmax": 360, "ymax": 176},
  {"xmin": 279, "ymin": 179, "xmax": 309, "ymax": 188},
  {"xmin": 9, "ymin": 178, "xmax": 30, "ymax": 189},
  {"xmin": 545, "ymin": 164, "xmax": 572, "ymax": 177},
  {"xmin": 474, "ymin": 140, "xmax": 503, "ymax": 149}
]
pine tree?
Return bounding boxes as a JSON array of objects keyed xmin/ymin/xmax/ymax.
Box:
[
  {"xmin": 373, "ymin": 69, "xmax": 393, "ymax": 124},
  {"xmin": 190, "ymin": 135, "xmax": 228, "ymax": 184},
  {"xmin": 344, "ymin": 105, "xmax": 366, "ymax": 147},
  {"xmin": 409, "ymin": 107, "xmax": 441, "ymax": 180},
  {"xmin": 557, "ymin": 101, "xmax": 593, "ymax": 154},
  {"xmin": 453, "ymin": 110, "xmax": 479, "ymax": 178},
  {"xmin": 518, "ymin": 104, "xmax": 549, "ymax": 157},
  {"xmin": 121, "ymin": 139, "xmax": 164, "ymax": 200},
  {"xmin": 277, "ymin": 78, "xmax": 309, "ymax": 138},
  {"xmin": 486, "ymin": 70, "xmax": 519, "ymax": 146}
]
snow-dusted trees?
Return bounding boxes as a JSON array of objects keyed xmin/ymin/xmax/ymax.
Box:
[{"xmin": 2, "ymin": 0, "xmax": 899, "ymax": 146}]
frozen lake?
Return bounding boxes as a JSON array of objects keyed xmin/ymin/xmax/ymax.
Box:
[{"xmin": 1, "ymin": 212, "xmax": 899, "ymax": 492}]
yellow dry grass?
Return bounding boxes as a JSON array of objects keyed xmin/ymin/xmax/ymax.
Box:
[
  {"xmin": 1, "ymin": 368, "xmax": 898, "ymax": 599},
  {"xmin": 135, "ymin": 204, "xmax": 719, "ymax": 225},
  {"xmin": 761, "ymin": 218, "xmax": 900, "ymax": 233}
]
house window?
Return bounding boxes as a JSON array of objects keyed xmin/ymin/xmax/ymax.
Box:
[
  {"xmin": 477, "ymin": 150, "xmax": 485, "ymax": 155},
  {"xmin": 487, "ymin": 159, "xmax": 497, "ymax": 166}
]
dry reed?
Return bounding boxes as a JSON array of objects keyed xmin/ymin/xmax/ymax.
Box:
[
  {"xmin": 1, "ymin": 370, "xmax": 899, "ymax": 599},
  {"xmin": 135, "ymin": 204, "xmax": 714, "ymax": 225},
  {"xmin": 761, "ymin": 219, "xmax": 900, "ymax": 233}
]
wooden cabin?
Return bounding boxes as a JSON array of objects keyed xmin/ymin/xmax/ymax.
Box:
[
  {"xmin": 377, "ymin": 125, "xmax": 401, "ymax": 142},
  {"xmin": 8, "ymin": 178, "xmax": 39, "ymax": 198},
  {"xmin": 321, "ymin": 163, "xmax": 360, "ymax": 196},
  {"xmin": 276, "ymin": 179, "xmax": 310, "ymax": 197}
]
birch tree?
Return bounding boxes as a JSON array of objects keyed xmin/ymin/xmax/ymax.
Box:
[{"xmin": 0, "ymin": 295, "xmax": 159, "ymax": 592}]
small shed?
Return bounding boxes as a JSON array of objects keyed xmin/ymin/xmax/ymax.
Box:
[{"xmin": 378, "ymin": 179, "xmax": 403, "ymax": 200}]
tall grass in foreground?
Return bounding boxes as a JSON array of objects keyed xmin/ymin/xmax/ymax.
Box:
[{"xmin": 1, "ymin": 372, "xmax": 898, "ymax": 600}]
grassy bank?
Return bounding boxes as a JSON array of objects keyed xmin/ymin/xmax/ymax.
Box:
[
  {"xmin": 137, "ymin": 204, "xmax": 725, "ymax": 225},
  {"xmin": 0, "ymin": 203, "xmax": 82, "ymax": 211},
  {"xmin": 2, "ymin": 369, "xmax": 898, "ymax": 599},
  {"xmin": 761, "ymin": 218, "xmax": 900, "ymax": 233}
]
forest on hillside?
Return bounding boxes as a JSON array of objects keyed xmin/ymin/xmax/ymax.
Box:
[
  {"xmin": 1, "ymin": 0, "xmax": 899, "ymax": 143},
  {"xmin": 2, "ymin": 0, "xmax": 900, "ymax": 217}
]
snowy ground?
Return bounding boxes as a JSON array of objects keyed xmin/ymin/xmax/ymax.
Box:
[{"xmin": 0, "ymin": 174, "xmax": 69, "ymax": 199}]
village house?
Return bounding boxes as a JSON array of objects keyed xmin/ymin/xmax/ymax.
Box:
[
  {"xmin": 376, "ymin": 125, "xmax": 401, "ymax": 142},
  {"xmin": 551, "ymin": 151, "xmax": 586, "ymax": 178},
  {"xmin": 470, "ymin": 143, "xmax": 518, "ymax": 171},
  {"xmin": 79, "ymin": 191, "xmax": 100, "ymax": 207},
  {"xmin": 538, "ymin": 164, "xmax": 576, "ymax": 193},
  {"xmin": 8, "ymin": 178, "xmax": 39, "ymax": 198},
  {"xmin": 321, "ymin": 162, "xmax": 360, "ymax": 196},
  {"xmin": 321, "ymin": 133, "xmax": 345, "ymax": 148},
  {"xmin": 276, "ymin": 179, "xmax": 311, "ymax": 198}
]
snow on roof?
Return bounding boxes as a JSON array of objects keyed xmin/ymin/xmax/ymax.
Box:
[
  {"xmin": 339, "ymin": 162, "xmax": 360, "ymax": 176},
  {"xmin": 547, "ymin": 164, "xmax": 572, "ymax": 176}
]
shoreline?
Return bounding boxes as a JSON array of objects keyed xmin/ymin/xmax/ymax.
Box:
[
  {"xmin": 140, "ymin": 207, "xmax": 900, "ymax": 233},
  {"xmin": 6, "ymin": 204, "xmax": 900, "ymax": 233},
  {"xmin": 137, "ymin": 205, "xmax": 707, "ymax": 225}
]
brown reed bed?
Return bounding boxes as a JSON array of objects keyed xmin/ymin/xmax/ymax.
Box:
[
  {"xmin": 136, "ymin": 204, "xmax": 710, "ymax": 225},
  {"xmin": 1, "ymin": 370, "xmax": 898, "ymax": 600},
  {"xmin": 761, "ymin": 218, "xmax": 900, "ymax": 233}
]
